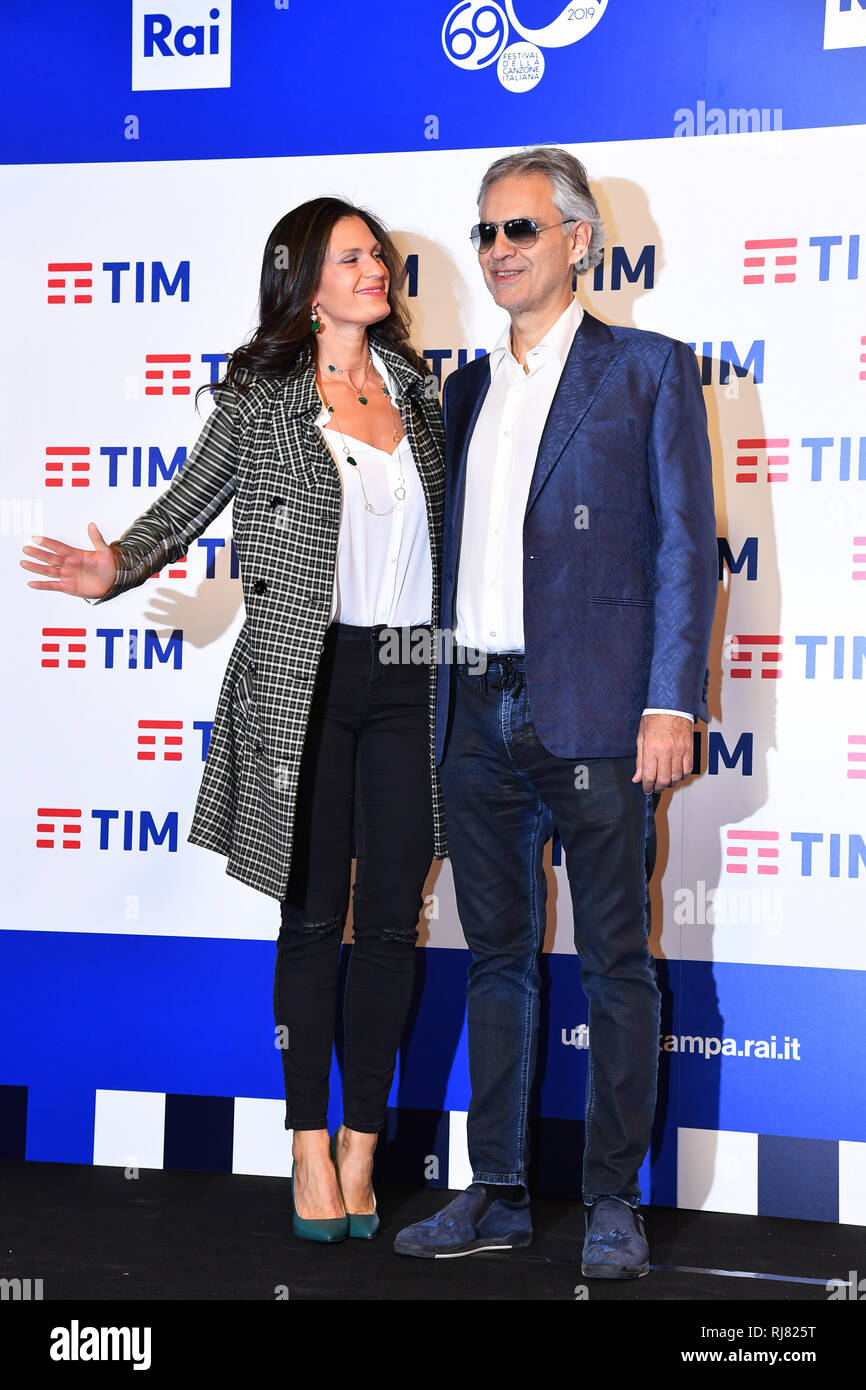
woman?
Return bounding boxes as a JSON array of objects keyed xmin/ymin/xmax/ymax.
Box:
[{"xmin": 20, "ymin": 198, "xmax": 447, "ymax": 1243}]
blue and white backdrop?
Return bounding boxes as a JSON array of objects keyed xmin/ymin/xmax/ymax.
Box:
[{"xmin": 2, "ymin": 0, "xmax": 865, "ymax": 1225}]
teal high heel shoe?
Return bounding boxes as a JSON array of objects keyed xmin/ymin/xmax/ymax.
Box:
[
  {"xmin": 330, "ymin": 1128, "xmax": 380, "ymax": 1240},
  {"xmin": 291, "ymin": 1160, "xmax": 348, "ymax": 1243}
]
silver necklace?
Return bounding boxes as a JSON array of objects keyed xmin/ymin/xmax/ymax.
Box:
[
  {"xmin": 326, "ymin": 354, "xmax": 373, "ymax": 404},
  {"xmin": 316, "ymin": 366, "xmax": 407, "ymax": 516}
]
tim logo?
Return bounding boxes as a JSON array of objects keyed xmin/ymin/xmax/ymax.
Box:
[
  {"xmin": 46, "ymin": 263, "xmax": 93, "ymax": 304},
  {"xmin": 735, "ymin": 439, "xmax": 788, "ymax": 483},
  {"xmin": 132, "ymin": 1, "xmax": 231, "ymax": 90},
  {"xmin": 725, "ymin": 829, "xmax": 779, "ymax": 876},
  {"xmin": 847, "ymin": 734, "xmax": 866, "ymax": 780},
  {"xmin": 137, "ymin": 720, "xmax": 183, "ymax": 762},
  {"xmin": 146, "ymin": 354, "xmax": 192, "ymax": 396},
  {"xmin": 824, "ymin": 0, "xmax": 866, "ymax": 49},
  {"xmin": 725, "ymin": 634, "xmax": 782, "ymax": 679},
  {"xmin": 35, "ymin": 810, "xmax": 180, "ymax": 853},
  {"xmin": 742, "ymin": 239, "xmax": 797, "ymax": 285},
  {"xmin": 46, "ymin": 260, "xmax": 190, "ymax": 305},
  {"xmin": 742, "ymin": 234, "xmax": 861, "ymax": 283},
  {"xmin": 39, "ymin": 628, "xmax": 184, "ymax": 669}
]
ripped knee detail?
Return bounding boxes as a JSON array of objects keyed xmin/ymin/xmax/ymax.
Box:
[
  {"xmin": 379, "ymin": 924, "xmax": 421, "ymax": 946},
  {"xmin": 279, "ymin": 909, "xmax": 344, "ymax": 938}
]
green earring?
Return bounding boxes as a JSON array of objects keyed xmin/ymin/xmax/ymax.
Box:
[{"xmin": 310, "ymin": 305, "xmax": 321, "ymax": 334}]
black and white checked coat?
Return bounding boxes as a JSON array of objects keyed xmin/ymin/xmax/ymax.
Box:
[{"xmin": 90, "ymin": 331, "xmax": 447, "ymax": 899}]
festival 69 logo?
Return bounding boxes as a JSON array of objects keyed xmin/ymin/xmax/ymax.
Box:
[{"xmin": 442, "ymin": 1, "xmax": 607, "ymax": 92}]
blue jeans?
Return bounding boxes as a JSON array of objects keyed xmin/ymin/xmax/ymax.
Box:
[{"xmin": 438, "ymin": 655, "xmax": 660, "ymax": 1206}]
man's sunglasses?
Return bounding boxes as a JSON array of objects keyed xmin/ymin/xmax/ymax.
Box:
[{"xmin": 469, "ymin": 217, "xmax": 577, "ymax": 253}]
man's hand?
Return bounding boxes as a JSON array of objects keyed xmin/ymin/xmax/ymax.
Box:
[{"xmin": 632, "ymin": 713, "xmax": 694, "ymax": 793}]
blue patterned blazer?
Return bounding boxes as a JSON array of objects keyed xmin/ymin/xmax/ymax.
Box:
[{"xmin": 436, "ymin": 309, "xmax": 718, "ymax": 761}]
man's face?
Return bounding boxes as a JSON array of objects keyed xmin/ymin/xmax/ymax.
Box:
[{"xmin": 476, "ymin": 171, "xmax": 589, "ymax": 316}]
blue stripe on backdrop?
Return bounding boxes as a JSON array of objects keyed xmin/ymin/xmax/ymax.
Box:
[
  {"xmin": 757, "ymin": 1134, "xmax": 839, "ymax": 1222},
  {"xmin": 163, "ymin": 1092, "xmax": 235, "ymax": 1173},
  {"xmin": 0, "ymin": 1084, "xmax": 28, "ymax": 1160},
  {"xmin": 378, "ymin": 1106, "xmax": 452, "ymax": 1190},
  {"xmin": 2, "ymin": 932, "xmax": 864, "ymax": 1188},
  {"xmin": 2, "ymin": 2, "xmax": 864, "ymax": 165}
]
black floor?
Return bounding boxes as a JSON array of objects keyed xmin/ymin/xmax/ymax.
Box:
[{"xmin": 1, "ymin": 1158, "xmax": 862, "ymax": 1304}]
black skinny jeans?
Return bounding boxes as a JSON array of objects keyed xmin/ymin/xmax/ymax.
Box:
[{"xmin": 274, "ymin": 621, "xmax": 434, "ymax": 1134}]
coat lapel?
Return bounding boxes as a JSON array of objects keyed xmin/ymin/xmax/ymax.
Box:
[
  {"xmin": 526, "ymin": 310, "xmax": 625, "ymax": 514},
  {"xmin": 447, "ymin": 355, "xmax": 491, "ymax": 542},
  {"xmin": 370, "ymin": 334, "xmax": 445, "ymax": 499},
  {"xmin": 271, "ymin": 347, "xmax": 334, "ymax": 491}
]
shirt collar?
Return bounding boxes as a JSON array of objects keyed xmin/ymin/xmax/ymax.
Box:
[{"xmin": 489, "ymin": 296, "xmax": 584, "ymax": 381}]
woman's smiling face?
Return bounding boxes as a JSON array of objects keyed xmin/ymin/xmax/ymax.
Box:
[{"xmin": 313, "ymin": 215, "xmax": 392, "ymax": 331}]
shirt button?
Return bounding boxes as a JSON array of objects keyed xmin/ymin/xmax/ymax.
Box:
[
  {"xmin": 503, "ymin": 429, "xmax": 511, "ymax": 437},
  {"xmin": 490, "ymin": 630, "xmax": 496, "ymax": 637},
  {"xmin": 494, "ymin": 529, "xmax": 500, "ymax": 536}
]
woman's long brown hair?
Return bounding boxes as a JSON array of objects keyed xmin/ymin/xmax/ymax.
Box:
[{"xmin": 195, "ymin": 197, "xmax": 426, "ymax": 407}]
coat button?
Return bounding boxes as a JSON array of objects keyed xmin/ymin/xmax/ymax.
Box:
[
  {"xmin": 255, "ymin": 738, "xmax": 264, "ymax": 753},
  {"xmin": 248, "ymin": 660, "xmax": 256, "ymax": 671},
  {"xmin": 253, "ymin": 579, "xmax": 267, "ymax": 595}
]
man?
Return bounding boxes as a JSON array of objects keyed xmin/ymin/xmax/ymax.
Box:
[{"xmin": 394, "ymin": 146, "xmax": 717, "ymax": 1277}]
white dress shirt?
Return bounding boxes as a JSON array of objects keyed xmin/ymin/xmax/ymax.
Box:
[
  {"xmin": 453, "ymin": 297, "xmax": 692, "ymax": 722},
  {"xmin": 316, "ymin": 349, "xmax": 432, "ymax": 628}
]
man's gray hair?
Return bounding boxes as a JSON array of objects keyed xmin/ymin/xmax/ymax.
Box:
[{"xmin": 477, "ymin": 146, "xmax": 606, "ymax": 275}]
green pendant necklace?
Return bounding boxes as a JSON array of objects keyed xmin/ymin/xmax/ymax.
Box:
[
  {"xmin": 315, "ymin": 366, "xmax": 406, "ymax": 516},
  {"xmin": 326, "ymin": 353, "xmax": 373, "ymax": 405}
]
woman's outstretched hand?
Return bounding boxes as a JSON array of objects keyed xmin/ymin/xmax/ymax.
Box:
[{"xmin": 20, "ymin": 523, "xmax": 118, "ymax": 601}]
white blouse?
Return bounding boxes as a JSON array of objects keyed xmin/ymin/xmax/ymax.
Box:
[{"xmin": 315, "ymin": 350, "xmax": 433, "ymax": 628}]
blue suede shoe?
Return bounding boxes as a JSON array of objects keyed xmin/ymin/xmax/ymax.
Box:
[
  {"xmin": 394, "ymin": 1184, "xmax": 532, "ymax": 1259},
  {"xmin": 581, "ymin": 1197, "xmax": 649, "ymax": 1279}
]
